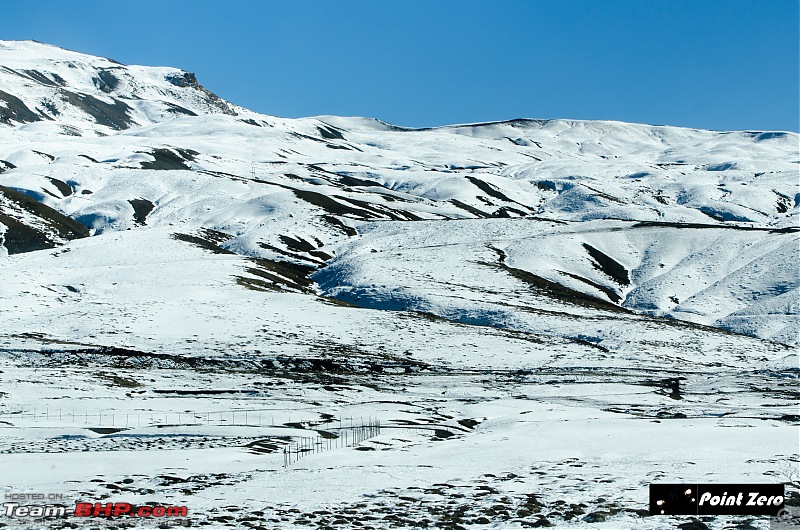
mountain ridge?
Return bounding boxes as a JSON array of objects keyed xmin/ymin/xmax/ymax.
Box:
[
  {"xmin": 0, "ymin": 39, "xmax": 249, "ymax": 132},
  {"xmin": 0, "ymin": 40, "xmax": 797, "ymax": 347}
]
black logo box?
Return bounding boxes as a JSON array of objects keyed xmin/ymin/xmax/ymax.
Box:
[{"xmin": 650, "ymin": 484, "xmax": 785, "ymax": 516}]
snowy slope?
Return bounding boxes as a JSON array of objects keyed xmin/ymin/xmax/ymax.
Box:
[
  {"xmin": 316, "ymin": 218, "xmax": 799, "ymax": 346},
  {"xmin": 0, "ymin": 103, "xmax": 796, "ymax": 343},
  {"xmin": 0, "ymin": 40, "xmax": 253, "ymax": 133},
  {"xmin": 0, "ymin": 41, "xmax": 797, "ymax": 530}
]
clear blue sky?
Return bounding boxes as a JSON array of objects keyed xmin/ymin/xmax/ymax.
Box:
[{"xmin": 4, "ymin": 0, "xmax": 799, "ymax": 131}]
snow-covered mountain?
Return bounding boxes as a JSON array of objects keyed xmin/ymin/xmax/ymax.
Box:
[
  {"xmin": 1, "ymin": 41, "xmax": 796, "ymax": 345},
  {"xmin": 0, "ymin": 41, "xmax": 797, "ymax": 529},
  {"xmin": 0, "ymin": 40, "xmax": 246, "ymax": 132}
]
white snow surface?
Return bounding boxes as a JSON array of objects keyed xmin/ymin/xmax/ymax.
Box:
[{"xmin": 0, "ymin": 41, "xmax": 797, "ymax": 529}]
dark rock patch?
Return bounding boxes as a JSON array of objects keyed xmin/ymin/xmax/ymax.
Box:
[
  {"xmin": 93, "ymin": 69, "xmax": 120, "ymax": 93},
  {"xmin": 0, "ymin": 89, "xmax": 42, "ymax": 124},
  {"xmin": 59, "ymin": 90, "xmax": 133, "ymax": 130},
  {"xmin": 466, "ymin": 176, "xmax": 515, "ymax": 203},
  {"xmin": 279, "ymin": 234, "xmax": 317, "ymax": 253},
  {"xmin": 23, "ymin": 69, "xmax": 61, "ymax": 87},
  {"xmin": 0, "ymin": 185, "xmax": 89, "ymax": 254},
  {"xmin": 239, "ymin": 257, "xmax": 316, "ymax": 293},
  {"xmin": 166, "ymin": 72, "xmax": 200, "ymax": 88},
  {"xmin": 128, "ymin": 198, "xmax": 154, "ymax": 225},
  {"xmin": 450, "ymin": 199, "xmax": 491, "ymax": 218},
  {"xmin": 48, "ymin": 178, "xmax": 73, "ymax": 197},
  {"xmin": 493, "ymin": 206, "xmax": 529, "ymax": 218},
  {"xmin": 433, "ymin": 429, "xmax": 454, "ymax": 439},
  {"xmin": 317, "ymin": 124, "xmax": 346, "ymax": 140},
  {"xmin": 139, "ymin": 148, "xmax": 192, "ymax": 170},
  {"xmin": 339, "ymin": 175, "xmax": 384, "ymax": 188},
  {"xmin": 172, "ymin": 229, "xmax": 235, "ymax": 255},
  {"xmin": 582, "ymin": 511, "xmax": 609, "ymax": 523},
  {"xmin": 557, "ymin": 269, "xmax": 622, "ymax": 303},
  {"xmin": 321, "ymin": 215, "xmax": 357, "ymax": 236},
  {"xmin": 163, "ymin": 101, "xmax": 198, "ymax": 116},
  {"xmin": 33, "ymin": 150, "xmax": 55, "ymax": 161},
  {"xmin": 293, "ymin": 189, "xmax": 378, "ymax": 219},
  {"xmin": 491, "ymin": 261, "xmax": 629, "ymax": 313},
  {"xmin": 582, "ymin": 243, "xmax": 630, "ymax": 286}
]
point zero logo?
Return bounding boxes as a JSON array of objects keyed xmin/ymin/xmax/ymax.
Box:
[{"xmin": 649, "ymin": 483, "xmax": 784, "ymax": 516}]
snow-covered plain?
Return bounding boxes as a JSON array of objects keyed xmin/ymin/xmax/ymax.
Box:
[{"xmin": 0, "ymin": 40, "xmax": 797, "ymax": 529}]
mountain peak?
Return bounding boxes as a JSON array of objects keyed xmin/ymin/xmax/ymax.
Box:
[{"xmin": 0, "ymin": 39, "xmax": 241, "ymax": 132}]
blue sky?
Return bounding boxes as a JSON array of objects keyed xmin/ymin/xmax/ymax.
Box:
[{"xmin": 4, "ymin": 0, "xmax": 799, "ymax": 131}]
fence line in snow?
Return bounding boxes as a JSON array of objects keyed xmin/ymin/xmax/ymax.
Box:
[
  {"xmin": 0, "ymin": 407, "xmax": 377, "ymax": 432},
  {"xmin": 283, "ymin": 418, "xmax": 381, "ymax": 467}
]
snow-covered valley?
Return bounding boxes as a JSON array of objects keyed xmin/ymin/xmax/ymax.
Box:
[{"xmin": 0, "ymin": 40, "xmax": 797, "ymax": 529}]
